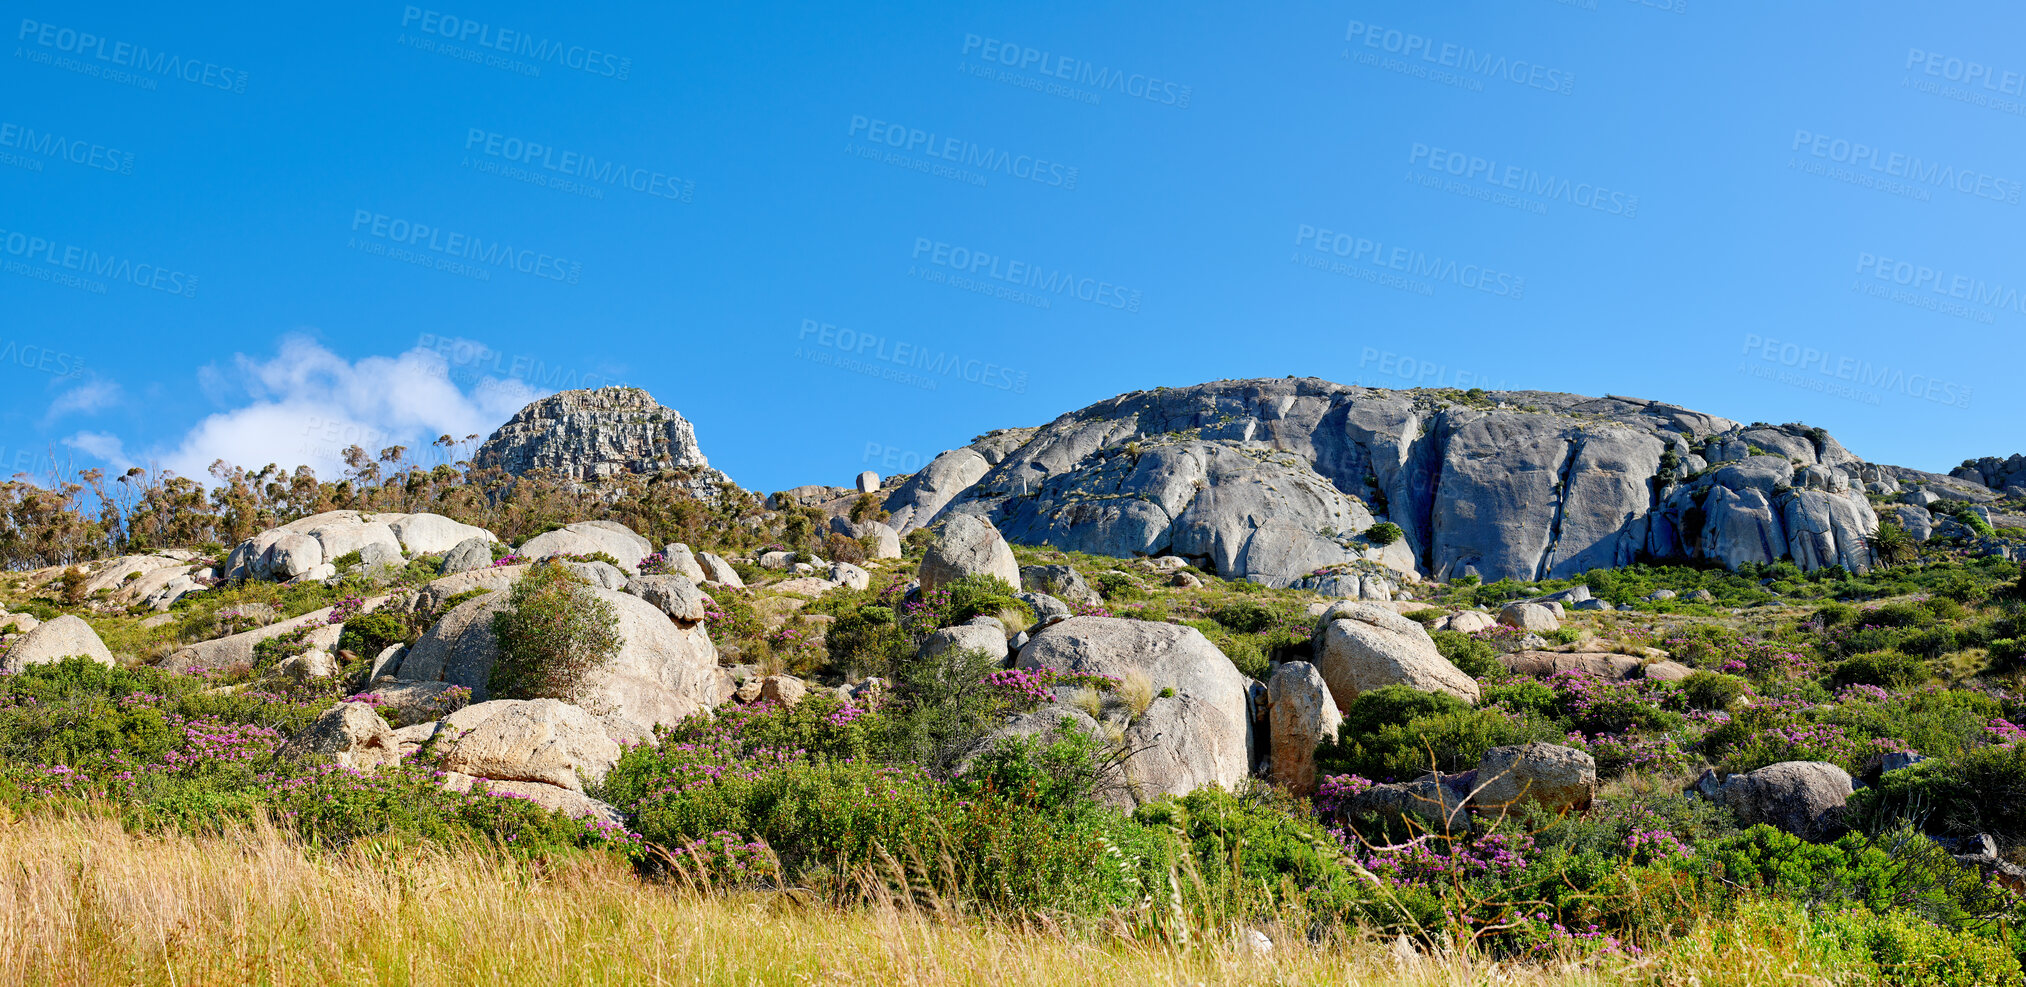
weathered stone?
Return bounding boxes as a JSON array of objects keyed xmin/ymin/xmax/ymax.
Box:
[
  {"xmin": 278, "ymin": 702, "xmax": 395, "ymax": 760},
  {"xmin": 855, "ymin": 470, "xmax": 879, "ymax": 493},
  {"xmin": 1016, "ymin": 617, "xmax": 1251, "ymax": 802},
  {"xmin": 434, "ymin": 699, "xmax": 621, "ymax": 792},
  {"xmin": 921, "ymin": 623, "xmax": 1008, "ymax": 664},
  {"xmin": 389, "ymin": 513, "xmax": 498, "ymax": 555},
  {"xmin": 660, "ymin": 544, "xmax": 709, "ymax": 582},
  {"xmin": 441, "ymin": 536, "xmax": 495, "ymax": 574},
  {"xmin": 919, "ymin": 514, "xmax": 1021, "ymax": 592},
  {"xmin": 1437, "ymin": 610, "xmax": 1496, "ymax": 634},
  {"xmin": 1719, "ymin": 761, "xmax": 1854, "ymax": 840},
  {"xmin": 1, "ymin": 614, "xmax": 115, "ymax": 673},
  {"xmin": 697, "ymin": 551, "xmax": 745, "ymax": 588},
  {"xmin": 521, "ymin": 522, "xmax": 651, "ymax": 573},
  {"xmin": 1498, "ymin": 603, "xmax": 1560, "ymax": 633},
  {"xmin": 758, "ymin": 675, "xmax": 807, "ymax": 706},
  {"xmin": 1020, "ymin": 564, "xmax": 1101, "ymax": 605},
  {"xmin": 829, "ymin": 562, "xmax": 870, "ymax": 590},
  {"xmin": 1312, "ymin": 601, "xmax": 1479, "ymax": 706},
  {"xmin": 624, "ymin": 574, "xmax": 710, "ymax": 622},
  {"xmin": 1268, "ymin": 661, "xmax": 1340, "ymax": 795},
  {"xmin": 1471, "ymin": 742, "xmax": 1597, "ymax": 814}
]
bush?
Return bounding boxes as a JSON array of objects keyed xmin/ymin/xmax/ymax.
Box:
[
  {"xmin": 820, "ymin": 532, "xmax": 866, "ymax": 565},
  {"xmin": 335, "ymin": 612, "xmax": 409, "ymax": 657},
  {"xmin": 1316, "ymin": 685, "xmax": 1554, "ymax": 781},
  {"xmin": 1364, "ymin": 522, "xmax": 1404, "ymax": 547},
  {"xmin": 1209, "ymin": 599, "xmax": 1275, "ymax": 634},
  {"xmin": 488, "ymin": 561, "xmax": 624, "ymax": 701},
  {"xmin": 1094, "ymin": 570, "xmax": 1146, "ymax": 602},
  {"xmin": 1430, "ymin": 629, "xmax": 1500, "ymax": 679},
  {"xmin": 1835, "ymin": 651, "xmax": 1929, "ymax": 689},
  {"xmin": 940, "ymin": 574, "xmax": 1031, "ymax": 631},
  {"xmin": 1679, "ymin": 670, "xmax": 1752, "ymax": 711}
]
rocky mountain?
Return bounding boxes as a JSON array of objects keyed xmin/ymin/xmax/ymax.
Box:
[
  {"xmin": 877, "ymin": 378, "xmax": 1969, "ymax": 588},
  {"xmin": 475, "ymin": 388, "xmax": 733, "ymax": 497}
]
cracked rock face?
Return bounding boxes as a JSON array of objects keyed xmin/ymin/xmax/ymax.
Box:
[
  {"xmin": 882, "ymin": 378, "xmax": 1885, "ymax": 585},
  {"xmin": 476, "ymin": 387, "xmax": 733, "ymax": 494}
]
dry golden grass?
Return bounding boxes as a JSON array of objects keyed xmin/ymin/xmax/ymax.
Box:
[{"xmin": 0, "ymin": 812, "xmax": 1862, "ymax": 987}]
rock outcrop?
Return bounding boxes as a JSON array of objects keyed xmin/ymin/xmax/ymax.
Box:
[
  {"xmin": 475, "ymin": 387, "xmax": 734, "ymax": 497},
  {"xmin": 880, "ymin": 379, "xmax": 1887, "ymax": 585},
  {"xmin": 1268, "ymin": 661, "xmax": 1340, "ymax": 795},
  {"xmin": 1717, "ymin": 761, "xmax": 1854, "ymax": 840},
  {"xmin": 918, "ymin": 515, "xmax": 1021, "ymax": 592}
]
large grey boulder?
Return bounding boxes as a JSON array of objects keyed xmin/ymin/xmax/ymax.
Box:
[
  {"xmin": 520, "ymin": 521, "xmax": 651, "ymax": 572},
  {"xmin": 388, "ymin": 513, "xmax": 498, "ymax": 555},
  {"xmin": 1718, "ymin": 761, "xmax": 1854, "ymax": 840},
  {"xmin": 433, "ymin": 699, "xmax": 621, "ymax": 792},
  {"xmin": 1471, "ymin": 742, "xmax": 1596, "ymax": 814},
  {"xmin": 1020, "ymin": 564, "xmax": 1101, "ymax": 605},
  {"xmin": 919, "ymin": 514, "xmax": 1021, "ymax": 593},
  {"xmin": 2, "ymin": 614, "xmax": 116, "ymax": 673},
  {"xmin": 1016, "ymin": 617, "xmax": 1251, "ymax": 802},
  {"xmin": 920, "ymin": 622, "xmax": 1008, "ymax": 664},
  {"xmin": 696, "ymin": 551, "xmax": 744, "ymax": 588},
  {"xmin": 624, "ymin": 574, "xmax": 711, "ymax": 622},
  {"xmin": 277, "ymin": 701, "xmax": 397, "ymax": 763},
  {"xmin": 864, "ymin": 522, "xmax": 903, "ymax": 560},
  {"xmin": 1268, "ymin": 661, "xmax": 1340, "ymax": 795},
  {"xmin": 855, "ymin": 470, "xmax": 880, "ymax": 493},
  {"xmin": 260, "ymin": 532, "xmax": 324, "ymax": 580},
  {"xmin": 660, "ymin": 544, "xmax": 709, "ymax": 582},
  {"xmin": 1312, "ymin": 601, "xmax": 1479, "ymax": 706},
  {"xmin": 393, "ymin": 579, "xmax": 726, "ymax": 742},
  {"xmin": 1498, "ymin": 602, "xmax": 1561, "ymax": 633},
  {"xmin": 883, "ymin": 448, "xmax": 991, "ymax": 534},
  {"xmin": 441, "ymin": 536, "xmax": 495, "ymax": 574},
  {"xmin": 829, "ymin": 562, "xmax": 871, "ymax": 591},
  {"xmin": 1892, "ymin": 504, "xmax": 1934, "ymax": 541}
]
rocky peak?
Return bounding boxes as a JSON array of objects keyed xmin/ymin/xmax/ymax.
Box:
[{"xmin": 475, "ymin": 387, "xmax": 733, "ymax": 492}]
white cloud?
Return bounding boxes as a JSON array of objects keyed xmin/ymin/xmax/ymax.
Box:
[
  {"xmin": 44, "ymin": 376, "xmax": 123, "ymax": 423},
  {"xmin": 149, "ymin": 335, "xmax": 549, "ymax": 481},
  {"xmin": 62, "ymin": 431, "xmax": 130, "ymax": 470}
]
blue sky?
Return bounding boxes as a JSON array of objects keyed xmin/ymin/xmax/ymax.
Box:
[{"xmin": 2, "ymin": 0, "xmax": 2020, "ymax": 493}]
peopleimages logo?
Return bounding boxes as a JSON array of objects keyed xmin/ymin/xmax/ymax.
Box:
[
  {"xmin": 1344, "ymin": 20, "xmax": 1574, "ymax": 95},
  {"xmin": 349, "ymin": 210, "xmax": 582, "ymax": 284},
  {"xmin": 910, "ymin": 238, "xmax": 1141, "ymax": 312},
  {"xmin": 1293, "ymin": 223, "xmax": 1525, "ymax": 299},
  {"xmin": 1791, "ymin": 130, "xmax": 2020, "ymax": 204},
  {"xmin": 1407, "ymin": 142, "xmax": 1637, "ymax": 216},
  {"xmin": 846, "ymin": 115, "xmax": 1078, "ymax": 189},
  {"xmin": 0, "ymin": 120, "xmax": 134, "ymax": 175},
  {"xmin": 796, "ymin": 318, "xmax": 1029, "ymax": 393},
  {"xmin": 398, "ymin": 7, "xmax": 631, "ymax": 79},
  {"xmin": 464, "ymin": 128, "xmax": 693, "ymax": 202},
  {"xmin": 1741, "ymin": 334, "xmax": 1971, "ymax": 409},
  {"xmin": 958, "ymin": 34, "xmax": 1192, "ymax": 108},
  {"xmin": 0, "ymin": 225, "xmax": 197, "ymax": 296},
  {"xmin": 15, "ymin": 18, "xmax": 248, "ymax": 93}
]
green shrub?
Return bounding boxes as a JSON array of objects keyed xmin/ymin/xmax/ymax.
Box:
[
  {"xmin": 1364, "ymin": 522, "xmax": 1404, "ymax": 547},
  {"xmin": 1820, "ymin": 908, "xmax": 2023, "ymax": 987},
  {"xmin": 1429, "ymin": 629, "xmax": 1500, "ymax": 679},
  {"xmin": 1852, "ymin": 744, "xmax": 2026, "ymax": 843},
  {"xmin": 488, "ymin": 561, "xmax": 624, "ymax": 701},
  {"xmin": 1209, "ymin": 599, "xmax": 1275, "ymax": 634},
  {"xmin": 1679, "ymin": 670, "xmax": 1752, "ymax": 711},
  {"xmin": 1835, "ymin": 651, "xmax": 1929, "ymax": 689},
  {"xmin": 1094, "ymin": 570, "xmax": 1147, "ymax": 602},
  {"xmin": 331, "ymin": 550, "xmax": 365, "ymax": 570},
  {"xmin": 439, "ymin": 587, "xmax": 493, "ymax": 611},
  {"xmin": 1401, "ymin": 608, "xmax": 1446, "ymax": 626},
  {"xmin": 943, "ymin": 574, "xmax": 1031, "ymax": 628},
  {"xmin": 335, "ymin": 612, "xmax": 409, "ymax": 657},
  {"xmin": 1316, "ymin": 685, "xmax": 1554, "ymax": 781},
  {"xmin": 1189, "ymin": 621, "xmax": 1268, "ymax": 680}
]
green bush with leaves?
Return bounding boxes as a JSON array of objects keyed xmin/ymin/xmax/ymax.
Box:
[
  {"xmin": 1363, "ymin": 522, "xmax": 1404, "ymax": 547},
  {"xmin": 1315, "ymin": 685, "xmax": 1555, "ymax": 781},
  {"xmin": 1430, "ymin": 629, "xmax": 1500, "ymax": 678},
  {"xmin": 1835, "ymin": 650, "xmax": 1929, "ymax": 689},
  {"xmin": 488, "ymin": 561, "xmax": 625, "ymax": 701},
  {"xmin": 1677, "ymin": 670, "xmax": 1752, "ymax": 711},
  {"xmin": 335, "ymin": 612, "xmax": 409, "ymax": 657},
  {"xmin": 942, "ymin": 574, "xmax": 1032, "ymax": 630}
]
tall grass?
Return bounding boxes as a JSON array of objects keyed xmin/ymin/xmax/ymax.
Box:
[{"xmin": 0, "ymin": 811, "xmax": 1871, "ymax": 987}]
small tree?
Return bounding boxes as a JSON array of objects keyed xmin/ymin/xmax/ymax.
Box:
[
  {"xmin": 1365, "ymin": 522, "xmax": 1405, "ymax": 547},
  {"xmin": 489, "ymin": 561, "xmax": 624, "ymax": 701}
]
